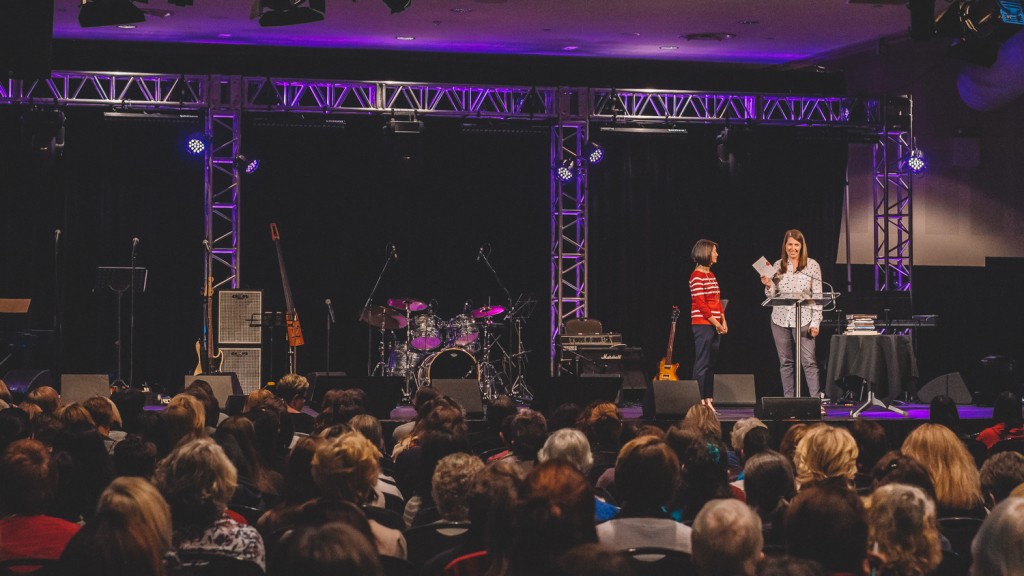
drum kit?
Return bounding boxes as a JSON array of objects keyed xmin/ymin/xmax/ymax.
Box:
[{"xmin": 361, "ymin": 296, "xmax": 513, "ymax": 401}]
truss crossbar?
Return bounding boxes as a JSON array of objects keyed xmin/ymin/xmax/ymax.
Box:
[{"xmin": 0, "ymin": 72, "xmax": 207, "ymax": 108}]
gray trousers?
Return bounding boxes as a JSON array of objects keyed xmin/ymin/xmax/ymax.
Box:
[{"xmin": 770, "ymin": 322, "xmax": 820, "ymax": 397}]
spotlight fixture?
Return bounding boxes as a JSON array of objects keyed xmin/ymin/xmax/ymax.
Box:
[
  {"xmin": 185, "ymin": 133, "xmax": 209, "ymax": 156},
  {"xmin": 906, "ymin": 148, "xmax": 927, "ymax": 173},
  {"xmin": 555, "ymin": 158, "xmax": 578, "ymax": 182},
  {"xmin": 235, "ymin": 154, "xmax": 261, "ymax": 174},
  {"xmin": 383, "ymin": 0, "xmax": 412, "ymax": 14},
  {"xmin": 519, "ymin": 87, "xmax": 546, "ymax": 116},
  {"xmin": 79, "ymin": 0, "xmax": 146, "ymax": 28},
  {"xmin": 250, "ymin": 0, "xmax": 325, "ymax": 27},
  {"xmin": 583, "ymin": 142, "xmax": 605, "ymax": 165}
]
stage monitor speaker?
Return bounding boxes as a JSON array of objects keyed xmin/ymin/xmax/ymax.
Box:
[
  {"xmin": 432, "ymin": 379, "xmax": 484, "ymax": 417},
  {"xmin": 60, "ymin": 374, "xmax": 110, "ymax": 405},
  {"xmin": 544, "ymin": 375, "xmax": 623, "ymax": 416},
  {"xmin": 651, "ymin": 380, "xmax": 702, "ymax": 419},
  {"xmin": 576, "ymin": 347, "xmax": 648, "ymax": 390},
  {"xmin": 219, "ymin": 348, "xmax": 262, "ymax": 394},
  {"xmin": 306, "ymin": 374, "xmax": 403, "ymax": 420},
  {"xmin": 760, "ymin": 397, "xmax": 822, "ymax": 420},
  {"xmin": 0, "ymin": 1, "xmax": 53, "ymax": 80},
  {"xmin": 218, "ymin": 290, "xmax": 262, "ymax": 345},
  {"xmin": 2, "ymin": 369, "xmax": 53, "ymax": 401},
  {"xmin": 307, "ymin": 371, "xmax": 349, "ymax": 409},
  {"xmin": 714, "ymin": 374, "xmax": 756, "ymax": 405},
  {"xmin": 917, "ymin": 372, "xmax": 972, "ymax": 405},
  {"xmin": 185, "ymin": 374, "xmax": 242, "ymax": 409}
]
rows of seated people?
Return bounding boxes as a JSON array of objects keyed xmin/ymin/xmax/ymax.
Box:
[{"xmin": 2, "ymin": 375, "xmax": 1024, "ymax": 576}]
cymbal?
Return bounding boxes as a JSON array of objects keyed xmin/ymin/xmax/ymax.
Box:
[
  {"xmin": 387, "ymin": 297, "xmax": 428, "ymax": 312},
  {"xmin": 471, "ymin": 305, "xmax": 505, "ymax": 319},
  {"xmin": 359, "ymin": 306, "xmax": 407, "ymax": 330}
]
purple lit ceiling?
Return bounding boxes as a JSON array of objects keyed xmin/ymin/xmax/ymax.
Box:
[{"xmin": 54, "ymin": 0, "xmax": 914, "ymax": 66}]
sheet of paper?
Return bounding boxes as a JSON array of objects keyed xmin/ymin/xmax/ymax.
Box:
[{"xmin": 752, "ymin": 256, "xmax": 775, "ymax": 278}]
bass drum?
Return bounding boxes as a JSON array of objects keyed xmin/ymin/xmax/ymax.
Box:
[{"xmin": 418, "ymin": 347, "xmax": 479, "ymax": 387}]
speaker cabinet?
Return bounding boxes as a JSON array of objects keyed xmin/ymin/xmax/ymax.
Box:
[
  {"xmin": 219, "ymin": 348, "xmax": 262, "ymax": 394},
  {"xmin": 917, "ymin": 372, "xmax": 972, "ymax": 405},
  {"xmin": 431, "ymin": 379, "xmax": 484, "ymax": 417},
  {"xmin": 575, "ymin": 347, "xmax": 648, "ymax": 390},
  {"xmin": 650, "ymin": 380, "xmax": 702, "ymax": 419},
  {"xmin": 760, "ymin": 397, "xmax": 822, "ymax": 420},
  {"xmin": 218, "ymin": 290, "xmax": 262, "ymax": 345},
  {"xmin": 714, "ymin": 374, "xmax": 756, "ymax": 405},
  {"xmin": 60, "ymin": 374, "xmax": 110, "ymax": 405},
  {"xmin": 185, "ymin": 374, "xmax": 243, "ymax": 408}
]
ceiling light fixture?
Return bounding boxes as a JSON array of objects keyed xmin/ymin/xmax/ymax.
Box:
[
  {"xmin": 78, "ymin": 0, "xmax": 146, "ymax": 28},
  {"xmin": 382, "ymin": 0, "xmax": 411, "ymax": 14},
  {"xmin": 396, "ymin": 36, "xmax": 415, "ymax": 40},
  {"xmin": 250, "ymin": 0, "xmax": 325, "ymax": 27}
]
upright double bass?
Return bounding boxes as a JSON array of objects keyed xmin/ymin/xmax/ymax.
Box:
[{"xmin": 270, "ymin": 223, "xmax": 304, "ymax": 374}]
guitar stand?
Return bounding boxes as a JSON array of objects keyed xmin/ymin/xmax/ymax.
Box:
[{"xmin": 851, "ymin": 380, "xmax": 907, "ymax": 417}]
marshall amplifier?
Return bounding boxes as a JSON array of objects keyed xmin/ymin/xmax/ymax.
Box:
[{"xmin": 569, "ymin": 346, "xmax": 648, "ymax": 390}]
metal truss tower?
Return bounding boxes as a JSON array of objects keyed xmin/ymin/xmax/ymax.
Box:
[
  {"xmin": 873, "ymin": 97, "xmax": 914, "ymax": 293},
  {"xmin": 550, "ymin": 121, "xmax": 588, "ymax": 375}
]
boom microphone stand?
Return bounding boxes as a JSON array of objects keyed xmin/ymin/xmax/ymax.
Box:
[{"xmin": 361, "ymin": 243, "xmax": 397, "ymax": 375}]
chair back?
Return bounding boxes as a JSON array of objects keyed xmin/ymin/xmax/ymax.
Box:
[
  {"xmin": 0, "ymin": 558, "xmax": 60, "ymax": 576},
  {"xmin": 625, "ymin": 547, "xmax": 696, "ymax": 576},
  {"xmin": 404, "ymin": 521, "xmax": 472, "ymax": 567},
  {"xmin": 364, "ymin": 504, "xmax": 408, "ymax": 531},
  {"xmin": 171, "ymin": 551, "xmax": 264, "ymax": 576},
  {"xmin": 938, "ymin": 517, "xmax": 985, "ymax": 562},
  {"xmin": 932, "ymin": 549, "xmax": 970, "ymax": 576},
  {"xmin": 443, "ymin": 550, "xmax": 489, "ymax": 576},
  {"xmin": 228, "ymin": 504, "xmax": 265, "ymax": 526}
]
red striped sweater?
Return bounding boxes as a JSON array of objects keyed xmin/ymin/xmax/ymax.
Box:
[{"xmin": 689, "ymin": 269, "xmax": 723, "ymax": 325}]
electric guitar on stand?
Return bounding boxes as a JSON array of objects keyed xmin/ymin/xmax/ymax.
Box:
[
  {"xmin": 195, "ymin": 251, "xmax": 223, "ymax": 375},
  {"xmin": 656, "ymin": 306, "xmax": 681, "ymax": 381}
]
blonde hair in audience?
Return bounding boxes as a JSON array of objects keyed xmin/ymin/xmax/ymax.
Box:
[
  {"xmin": 312, "ymin": 431, "xmax": 380, "ymax": 503},
  {"xmin": 868, "ymin": 483, "xmax": 942, "ymax": 576},
  {"xmin": 794, "ymin": 424, "xmax": 858, "ymax": 487},
  {"xmin": 27, "ymin": 386, "xmax": 61, "ymax": 414},
  {"xmin": 97, "ymin": 476, "xmax": 173, "ymax": 553},
  {"xmin": 902, "ymin": 423, "xmax": 984, "ymax": 513},
  {"xmin": 167, "ymin": 393, "xmax": 206, "ymax": 436},
  {"xmin": 684, "ymin": 404, "xmax": 722, "ymax": 440},
  {"xmin": 56, "ymin": 402, "xmax": 97, "ymax": 427},
  {"xmin": 153, "ymin": 437, "xmax": 238, "ymax": 518},
  {"xmin": 244, "ymin": 389, "xmax": 274, "ymax": 414}
]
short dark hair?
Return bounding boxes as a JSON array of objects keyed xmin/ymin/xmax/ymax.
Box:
[
  {"xmin": 691, "ymin": 239, "xmax": 718, "ymax": 266},
  {"xmin": 0, "ymin": 439, "xmax": 58, "ymax": 514},
  {"xmin": 785, "ymin": 483, "xmax": 867, "ymax": 573},
  {"xmin": 615, "ymin": 436, "xmax": 680, "ymax": 511}
]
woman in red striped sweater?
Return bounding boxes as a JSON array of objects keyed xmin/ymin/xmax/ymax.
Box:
[{"xmin": 690, "ymin": 239, "xmax": 727, "ymax": 410}]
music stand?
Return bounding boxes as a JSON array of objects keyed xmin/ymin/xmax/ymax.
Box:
[
  {"xmin": 762, "ymin": 292, "xmax": 838, "ymax": 397},
  {"xmin": 96, "ymin": 267, "xmax": 148, "ymax": 387}
]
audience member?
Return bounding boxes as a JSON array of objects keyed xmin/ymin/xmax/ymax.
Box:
[
  {"xmin": 391, "ymin": 386, "xmax": 440, "ymax": 447},
  {"xmin": 597, "ymin": 436, "xmax": 690, "ymax": 553},
  {"xmin": 256, "ymin": 435, "xmax": 323, "ymax": 537},
  {"xmin": 110, "ymin": 388, "xmax": 148, "ymax": 435},
  {"xmin": 866, "ymin": 483, "xmax": 942, "ymax": 576},
  {"xmin": 793, "ymin": 424, "xmax": 857, "ymax": 490},
  {"xmin": 869, "ymin": 451, "xmax": 938, "ymax": 504},
  {"xmin": 784, "ymin": 483, "xmax": 867, "ymax": 575},
  {"xmin": 153, "ymin": 437, "xmax": 265, "ymax": 570},
  {"xmin": 980, "ymin": 451, "xmax": 1024, "ymax": 507},
  {"xmin": 757, "ymin": 555, "xmax": 827, "ymax": 576},
  {"xmin": 675, "ymin": 434, "xmax": 735, "ymax": 523},
  {"xmin": 0, "ymin": 407, "xmax": 31, "ymax": 452},
  {"xmin": 267, "ymin": 522, "xmax": 383, "ymax": 576},
  {"xmin": 432, "ymin": 452, "xmax": 485, "ymax": 522},
  {"xmin": 554, "ymin": 543, "xmax": 637, "ymax": 576},
  {"xmin": 0, "ymin": 439, "xmax": 80, "ymax": 562},
  {"xmin": 183, "ymin": 382, "xmax": 221, "ymax": 432},
  {"xmin": 58, "ymin": 477, "xmax": 173, "ymax": 576},
  {"xmin": 692, "ymin": 498, "xmax": 764, "ymax": 576},
  {"xmin": 578, "ymin": 401, "xmax": 624, "ymax": 485},
  {"xmin": 743, "ymin": 450, "xmax": 797, "ymax": 549},
  {"xmin": 846, "ymin": 420, "xmax": 887, "ymax": 491},
  {"xmin": 471, "ymin": 394, "xmax": 518, "ymax": 455},
  {"xmin": 501, "ymin": 409, "xmax": 547, "ymax": 473},
  {"xmin": 27, "ymin": 386, "xmax": 61, "ymax": 414},
  {"xmin": 243, "ymin": 389, "xmax": 275, "ymax": 414},
  {"xmin": 970, "ymin": 497, "xmax": 1024, "ymax": 576},
  {"xmin": 538, "ymin": 427, "xmax": 619, "ymax": 521},
  {"xmin": 50, "ymin": 422, "xmax": 115, "ymax": 522},
  {"xmin": 977, "ymin": 391, "xmax": 1024, "ymax": 449},
  {"xmin": 82, "ymin": 396, "xmax": 124, "ymax": 453},
  {"xmin": 214, "ymin": 415, "xmax": 283, "ymax": 509},
  {"xmin": 901, "ymin": 423, "xmax": 986, "ymax": 517},
  {"xmin": 112, "ymin": 433, "xmax": 158, "ymax": 478},
  {"xmin": 778, "ymin": 423, "xmax": 810, "ymax": 466},
  {"xmin": 684, "ymin": 404, "xmax": 723, "ymax": 440},
  {"xmin": 273, "ymin": 373, "xmax": 314, "ymax": 434},
  {"xmin": 547, "ymin": 402, "xmax": 583, "ymax": 433},
  {"xmin": 55, "ymin": 403, "xmax": 96, "ymax": 428}
]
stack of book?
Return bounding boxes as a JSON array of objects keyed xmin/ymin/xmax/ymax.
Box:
[{"xmin": 845, "ymin": 314, "xmax": 879, "ymax": 335}]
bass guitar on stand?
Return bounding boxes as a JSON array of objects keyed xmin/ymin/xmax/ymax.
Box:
[
  {"xmin": 656, "ymin": 306, "xmax": 681, "ymax": 381},
  {"xmin": 195, "ymin": 243, "xmax": 223, "ymax": 375},
  {"xmin": 270, "ymin": 223, "xmax": 304, "ymax": 374}
]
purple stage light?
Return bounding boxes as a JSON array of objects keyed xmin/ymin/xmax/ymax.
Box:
[
  {"xmin": 907, "ymin": 148, "xmax": 926, "ymax": 173},
  {"xmin": 245, "ymin": 158, "xmax": 260, "ymax": 174},
  {"xmin": 186, "ymin": 134, "xmax": 207, "ymax": 155},
  {"xmin": 584, "ymin": 141, "xmax": 604, "ymax": 165}
]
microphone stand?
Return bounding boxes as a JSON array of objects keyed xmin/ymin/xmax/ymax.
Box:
[
  {"xmin": 54, "ymin": 229, "xmax": 63, "ymax": 379},
  {"xmin": 480, "ymin": 248, "xmax": 534, "ymax": 401},
  {"xmin": 325, "ymin": 300, "xmax": 335, "ymax": 372},
  {"xmin": 362, "ymin": 245, "xmax": 394, "ymax": 376},
  {"xmin": 129, "ymin": 240, "xmax": 138, "ymax": 388}
]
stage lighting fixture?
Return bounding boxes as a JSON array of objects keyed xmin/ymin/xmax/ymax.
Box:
[
  {"xmin": 251, "ymin": 0, "xmax": 326, "ymax": 27},
  {"xmin": 907, "ymin": 148, "xmax": 927, "ymax": 173},
  {"xmin": 79, "ymin": 0, "xmax": 146, "ymax": 28},
  {"xmin": 716, "ymin": 126, "xmax": 733, "ymax": 169},
  {"xmin": 235, "ymin": 154, "xmax": 261, "ymax": 174},
  {"xmin": 607, "ymin": 89, "xmax": 626, "ymax": 117},
  {"xmin": 186, "ymin": 133, "xmax": 209, "ymax": 156},
  {"xmin": 382, "ymin": 0, "xmax": 412, "ymax": 14},
  {"xmin": 519, "ymin": 87, "xmax": 546, "ymax": 116},
  {"xmin": 584, "ymin": 142, "xmax": 605, "ymax": 165},
  {"xmin": 555, "ymin": 158, "xmax": 578, "ymax": 182}
]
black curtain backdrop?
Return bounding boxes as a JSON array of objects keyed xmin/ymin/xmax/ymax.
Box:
[
  {"xmin": 588, "ymin": 126, "xmax": 848, "ymax": 397},
  {"xmin": 3, "ymin": 109, "xmax": 854, "ymax": 398}
]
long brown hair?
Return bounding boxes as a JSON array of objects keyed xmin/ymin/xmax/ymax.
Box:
[{"xmin": 779, "ymin": 229, "xmax": 808, "ymax": 273}]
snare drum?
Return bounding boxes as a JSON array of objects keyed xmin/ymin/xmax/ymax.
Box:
[
  {"xmin": 409, "ymin": 315, "xmax": 443, "ymax": 351},
  {"xmin": 417, "ymin": 347, "xmax": 479, "ymax": 386},
  {"xmin": 386, "ymin": 342, "xmax": 423, "ymax": 379},
  {"xmin": 447, "ymin": 314, "xmax": 479, "ymax": 348}
]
